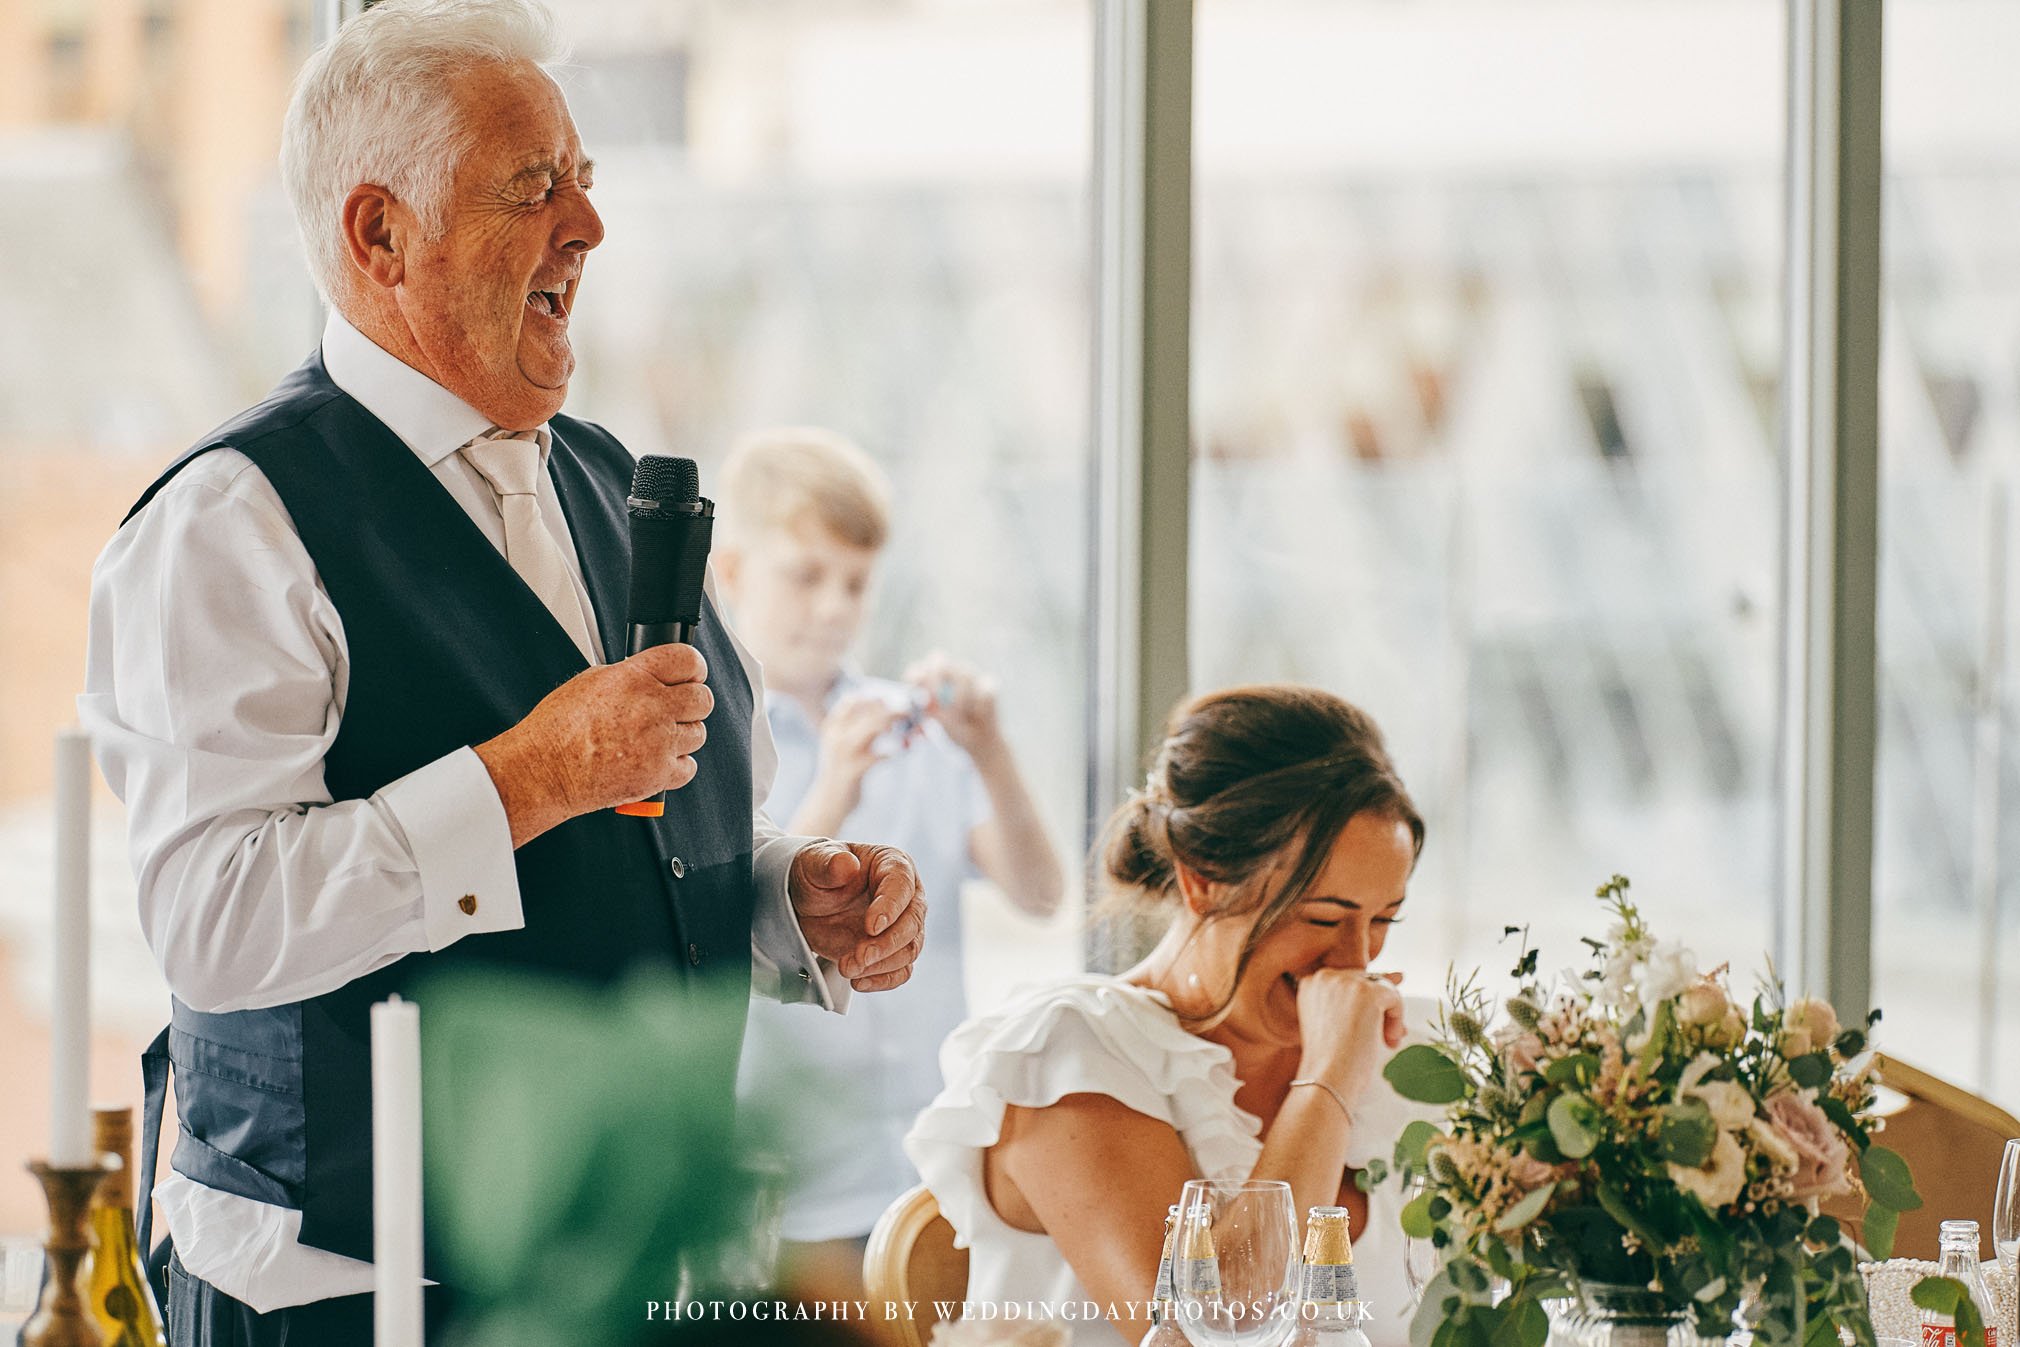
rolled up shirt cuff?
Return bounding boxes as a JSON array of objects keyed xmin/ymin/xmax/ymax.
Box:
[
  {"xmin": 377, "ymin": 746, "xmax": 525, "ymax": 951},
  {"xmin": 750, "ymin": 833, "xmax": 850, "ymax": 1013}
]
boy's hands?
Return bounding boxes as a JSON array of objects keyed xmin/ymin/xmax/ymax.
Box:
[
  {"xmin": 903, "ymin": 651, "xmax": 1004, "ymax": 760},
  {"xmin": 791, "ymin": 692, "xmax": 907, "ymax": 837}
]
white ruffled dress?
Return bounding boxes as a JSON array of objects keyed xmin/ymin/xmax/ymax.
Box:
[{"xmin": 902, "ymin": 976, "xmax": 1433, "ymax": 1347}]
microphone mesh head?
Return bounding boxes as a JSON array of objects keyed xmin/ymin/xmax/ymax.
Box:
[{"xmin": 630, "ymin": 454, "xmax": 699, "ymax": 506}]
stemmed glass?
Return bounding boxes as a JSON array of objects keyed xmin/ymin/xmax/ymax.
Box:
[
  {"xmin": 1400, "ymin": 1174, "xmax": 1441, "ymax": 1303},
  {"xmin": 1993, "ymin": 1139, "xmax": 2020, "ymax": 1280},
  {"xmin": 1172, "ymin": 1179, "xmax": 1300, "ymax": 1347}
]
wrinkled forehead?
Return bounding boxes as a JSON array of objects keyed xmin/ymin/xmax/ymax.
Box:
[{"xmin": 445, "ymin": 59, "xmax": 587, "ymax": 174}]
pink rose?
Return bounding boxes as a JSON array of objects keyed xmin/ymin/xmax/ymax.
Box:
[
  {"xmin": 1764, "ymin": 1090, "xmax": 1852, "ymax": 1200},
  {"xmin": 1505, "ymin": 1032, "xmax": 1544, "ymax": 1077}
]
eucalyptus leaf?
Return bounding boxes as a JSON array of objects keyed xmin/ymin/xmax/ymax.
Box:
[
  {"xmin": 1547, "ymin": 1092, "xmax": 1602, "ymax": 1159},
  {"xmin": 1818, "ymin": 1095, "xmax": 1863, "ymax": 1145},
  {"xmin": 1492, "ymin": 1297, "xmax": 1550, "ymax": 1347},
  {"xmin": 1657, "ymin": 1100, "xmax": 1716, "ymax": 1168},
  {"xmin": 1493, "ymin": 1181, "xmax": 1558, "ymax": 1234},
  {"xmin": 1412, "ymin": 1267, "xmax": 1461, "ymax": 1347},
  {"xmin": 1402, "ymin": 1190, "xmax": 1439, "ymax": 1239},
  {"xmin": 1544, "ymin": 1053, "xmax": 1599, "ymax": 1087},
  {"xmin": 1396, "ymin": 1120, "xmax": 1443, "ymax": 1173},
  {"xmin": 1861, "ymin": 1146, "xmax": 1923, "ymax": 1211},
  {"xmin": 1386, "ymin": 1044, "xmax": 1471, "ymax": 1104},
  {"xmin": 1598, "ymin": 1184, "xmax": 1662, "ymax": 1251},
  {"xmin": 1788, "ymin": 1052, "xmax": 1832, "ymax": 1090},
  {"xmin": 1864, "ymin": 1204, "xmax": 1900, "ymax": 1260}
]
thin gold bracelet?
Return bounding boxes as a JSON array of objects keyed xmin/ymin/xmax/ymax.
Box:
[{"xmin": 1287, "ymin": 1078, "xmax": 1355, "ymax": 1127}]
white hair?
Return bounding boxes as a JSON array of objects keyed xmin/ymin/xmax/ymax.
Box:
[{"xmin": 280, "ymin": 0, "xmax": 564, "ymax": 300}]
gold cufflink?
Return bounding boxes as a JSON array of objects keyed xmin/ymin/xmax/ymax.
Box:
[{"xmin": 459, "ymin": 894, "xmax": 478, "ymax": 915}]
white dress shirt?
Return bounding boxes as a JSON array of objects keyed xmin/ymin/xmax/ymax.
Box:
[{"xmin": 79, "ymin": 310, "xmax": 845, "ymax": 1312}]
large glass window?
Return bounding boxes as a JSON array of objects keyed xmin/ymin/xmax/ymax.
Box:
[
  {"xmin": 0, "ymin": 0, "xmax": 312, "ymax": 1240},
  {"xmin": 1874, "ymin": 0, "xmax": 2020, "ymax": 1107},
  {"xmin": 1190, "ymin": 0, "xmax": 1789, "ymax": 992},
  {"xmin": 548, "ymin": 0, "xmax": 1095, "ymax": 1010}
]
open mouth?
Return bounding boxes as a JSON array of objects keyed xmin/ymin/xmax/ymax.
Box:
[{"xmin": 525, "ymin": 282, "xmax": 572, "ymax": 320}]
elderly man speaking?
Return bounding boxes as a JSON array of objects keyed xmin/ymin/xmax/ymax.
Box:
[{"xmin": 78, "ymin": 1, "xmax": 927, "ymax": 1341}]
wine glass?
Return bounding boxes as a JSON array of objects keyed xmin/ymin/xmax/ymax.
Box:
[
  {"xmin": 1994, "ymin": 1138, "xmax": 2020, "ymax": 1280},
  {"xmin": 1399, "ymin": 1174, "xmax": 1441, "ymax": 1303},
  {"xmin": 1172, "ymin": 1179, "xmax": 1300, "ymax": 1347}
]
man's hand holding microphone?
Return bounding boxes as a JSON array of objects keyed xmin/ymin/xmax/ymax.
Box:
[{"xmin": 472, "ymin": 453, "xmax": 925, "ymax": 993}]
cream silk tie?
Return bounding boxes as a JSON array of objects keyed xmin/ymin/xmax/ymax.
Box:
[{"xmin": 458, "ymin": 428, "xmax": 601, "ymax": 664}]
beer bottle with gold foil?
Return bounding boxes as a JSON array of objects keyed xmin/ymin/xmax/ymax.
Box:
[
  {"xmin": 1288, "ymin": 1205, "xmax": 1371, "ymax": 1347},
  {"xmin": 1175, "ymin": 1198, "xmax": 1222, "ymax": 1298},
  {"xmin": 86, "ymin": 1106, "xmax": 167, "ymax": 1347},
  {"xmin": 1139, "ymin": 1204, "xmax": 1188, "ymax": 1346}
]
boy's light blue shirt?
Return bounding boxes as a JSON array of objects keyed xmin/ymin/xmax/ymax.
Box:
[{"xmin": 738, "ymin": 668, "xmax": 992, "ymax": 1240}]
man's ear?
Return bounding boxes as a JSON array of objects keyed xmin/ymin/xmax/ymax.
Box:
[
  {"xmin": 1173, "ymin": 862, "xmax": 1218, "ymax": 917},
  {"xmin": 340, "ymin": 184, "xmax": 405, "ymax": 289}
]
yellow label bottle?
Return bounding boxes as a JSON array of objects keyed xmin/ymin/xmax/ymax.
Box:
[{"xmin": 86, "ymin": 1106, "xmax": 167, "ymax": 1347}]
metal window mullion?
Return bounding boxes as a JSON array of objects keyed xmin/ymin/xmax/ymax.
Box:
[
  {"xmin": 1778, "ymin": 0, "xmax": 1881, "ymax": 1019},
  {"xmin": 1087, "ymin": 0, "xmax": 1192, "ymax": 966}
]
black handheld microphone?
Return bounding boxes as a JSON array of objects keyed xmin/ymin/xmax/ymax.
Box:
[{"xmin": 616, "ymin": 455, "xmax": 714, "ymax": 819}]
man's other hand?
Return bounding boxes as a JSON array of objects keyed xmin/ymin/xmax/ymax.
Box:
[
  {"xmin": 788, "ymin": 841, "xmax": 926, "ymax": 992},
  {"xmin": 475, "ymin": 644, "xmax": 712, "ymax": 847}
]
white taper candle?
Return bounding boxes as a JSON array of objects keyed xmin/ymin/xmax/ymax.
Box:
[
  {"xmin": 372, "ymin": 994, "xmax": 424, "ymax": 1347},
  {"xmin": 51, "ymin": 726, "xmax": 92, "ymax": 1168}
]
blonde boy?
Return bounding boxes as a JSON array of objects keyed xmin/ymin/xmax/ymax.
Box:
[{"xmin": 719, "ymin": 427, "xmax": 1063, "ymax": 1277}]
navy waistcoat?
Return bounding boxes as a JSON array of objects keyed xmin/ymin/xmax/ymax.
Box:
[{"xmin": 126, "ymin": 352, "xmax": 755, "ymax": 1266}]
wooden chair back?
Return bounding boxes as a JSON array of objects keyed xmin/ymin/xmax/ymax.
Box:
[
  {"xmin": 863, "ymin": 1184, "xmax": 968, "ymax": 1347},
  {"xmin": 1822, "ymin": 1054, "xmax": 2020, "ymax": 1259}
]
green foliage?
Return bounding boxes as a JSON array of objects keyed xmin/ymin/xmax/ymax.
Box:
[
  {"xmin": 417, "ymin": 968, "xmax": 814, "ymax": 1347},
  {"xmin": 1386, "ymin": 1043, "xmax": 1472, "ymax": 1103},
  {"xmin": 1546, "ymin": 1093, "xmax": 1602, "ymax": 1159},
  {"xmin": 1391, "ymin": 875, "xmax": 1900, "ymax": 1347},
  {"xmin": 1914, "ymin": 1277, "xmax": 1989, "ymax": 1347},
  {"xmin": 1657, "ymin": 1100, "xmax": 1717, "ymax": 1168},
  {"xmin": 1863, "ymin": 1204, "xmax": 1899, "ymax": 1260},
  {"xmin": 1787, "ymin": 1052, "xmax": 1833, "ymax": 1090},
  {"xmin": 1860, "ymin": 1147, "xmax": 1923, "ymax": 1211}
]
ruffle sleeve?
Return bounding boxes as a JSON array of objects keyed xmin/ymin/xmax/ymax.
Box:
[{"xmin": 903, "ymin": 978, "xmax": 1263, "ymax": 1249}]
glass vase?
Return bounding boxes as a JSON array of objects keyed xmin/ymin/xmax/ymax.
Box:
[{"xmin": 1545, "ymin": 1283, "xmax": 1730, "ymax": 1347}]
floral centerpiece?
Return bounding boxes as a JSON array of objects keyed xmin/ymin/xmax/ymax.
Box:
[{"xmin": 1378, "ymin": 877, "xmax": 1926, "ymax": 1347}]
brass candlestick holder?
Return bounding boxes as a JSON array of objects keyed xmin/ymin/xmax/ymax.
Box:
[{"xmin": 21, "ymin": 1159, "xmax": 114, "ymax": 1347}]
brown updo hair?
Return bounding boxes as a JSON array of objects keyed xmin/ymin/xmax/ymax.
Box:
[{"xmin": 1102, "ymin": 684, "xmax": 1424, "ymax": 1014}]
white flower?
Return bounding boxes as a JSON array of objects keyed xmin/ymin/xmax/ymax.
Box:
[
  {"xmin": 1669, "ymin": 1130, "xmax": 1748, "ymax": 1211},
  {"xmin": 1641, "ymin": 941, "xmax": 1699, "ymax": 1007},
  {"xmin": 1677, "ymin": 1052, "xmax": 1758, "ymax": 1130},
  {"xmin": 1678, "ymin": 1053, "xmax": 1720, "ymax": 1092},
  {"xmin": 1691, "ymin": 1081, "xmax": 1758, "ymax": 1131}
]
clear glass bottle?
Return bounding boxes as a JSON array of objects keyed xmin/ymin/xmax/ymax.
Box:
[
  {"xmin": 1922, "ymin": 1219, "xmax": 2000, "ymax": 1347},
  {"xmin": 1139, "ymin": 1203, "xmax": 1188, "ymax": 1346},
  {"xmin": 1288, "ymin": 1205, "xmax": 1372, "ymax": 1347},
  {"xmin": 85, "ymin": 1106, "xmax": 167, "ymax": 1347}
]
